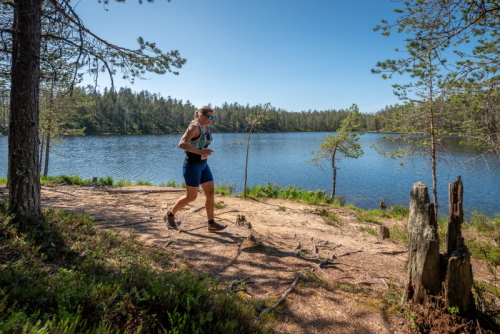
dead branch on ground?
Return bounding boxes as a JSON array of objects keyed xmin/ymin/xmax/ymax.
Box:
[
  {"xmin": 256, "ymin": 274, "xmax": 302, "ymax": 321},
  {"xmin": 99, "ymin": 189, "xmax": 185, "ymax": 194}
]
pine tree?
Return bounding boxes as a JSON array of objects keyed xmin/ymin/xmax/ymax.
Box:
[
  {"xmin": 307, "ymin": 104, "xmax": 364, "ymax": 199},
  {"xmin": 2, "ymin": 0, "xmax": 186, "ymax": 223}
]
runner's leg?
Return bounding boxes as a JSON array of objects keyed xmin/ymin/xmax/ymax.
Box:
[{"xmin": 200, "ymin": 181, "xmax": 214, "ymax": 221}]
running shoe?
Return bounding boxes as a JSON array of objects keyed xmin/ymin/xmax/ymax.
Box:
[
  {"xmin": 207, "ymin": 222, "xmax": 227, "ymax": 233},
  {"xmin": 163, "ymin": 212, "xmax": 178, "ymax": 230}
]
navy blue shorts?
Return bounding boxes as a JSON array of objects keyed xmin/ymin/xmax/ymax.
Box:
[{"xmin": 182, "ymin": 162, "xmax": 213, "ymax": 187}]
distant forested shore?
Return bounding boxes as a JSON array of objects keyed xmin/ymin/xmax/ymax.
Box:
[{"xmin": 0, "ymin": 86, "xmax": 475, "ymax": 136}]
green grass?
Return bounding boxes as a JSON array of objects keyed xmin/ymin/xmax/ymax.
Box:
[
  {"xmin": 161, "ymin": 180, "xmax": 179, "ymax": 187},
  {"xmin": 245, "ymin": 182, "xmax": 345, "ymax": 206},
  {"xmin": 0, "ymin": 178, "xmax": 7, "ymax": 184},
  {"xmin": 135, "ymin": 179, "xmax": 153, "ymax": 186},
  {"xmin": 304, "ymin": 208, "xmax": 342, "ymax": 226},
  {"xmin": 389, "ymin": 224, "xmax": 409, "ymax": 246},
  {"xmin": 115, "ymin": 179, "xmax": 133, "ymax": 187},
  {"xmin": 359, "ymin": 226, "xmax": 378, "ymax": 236},
  {"xmin": 40, "ymin": 175, "xmax": 93, "ymax": 186},
  {"xmin": 215, "ymin": 182, "xmax": 237, "ymax": 195},
  {"xmin": 0, "ymin": 202, "xmax": 269, "ymax": 334},
  {"xmin": 214, "ymin": 201, "xmax": 226, "ymax": 209},
  {"xmin": 98, "ymin": 176, "xmax": 114, "ymax": 186},
  {"xmin": 356, "ymin": 214, "xmax": 383, "ymax": 225}
]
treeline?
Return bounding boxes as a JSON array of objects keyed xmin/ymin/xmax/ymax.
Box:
[
  {"xmin": 0, "ymin": 86, "xmax": 473, "ymax": 135},
  {"xmin": 70, "ymin": 87, "xmax": 391, "ymax": 134}
]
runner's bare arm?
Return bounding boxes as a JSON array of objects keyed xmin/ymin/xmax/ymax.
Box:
[{"xmin": 178, "ymin": 124, "xmax": 214, "ymax": 155}]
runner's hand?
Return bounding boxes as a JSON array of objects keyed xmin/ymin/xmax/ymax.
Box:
[{"xmin": 200, "ymin": 148, "xmax": 213, "ymax": 156}]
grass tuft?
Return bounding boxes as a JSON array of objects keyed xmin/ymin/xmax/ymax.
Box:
[
  {"xmin": 359, "ymin": 226, "xmax": 379, "ymax": 236},
  {"xmin": 135, "ymin": 179, "xmax": 153, "ymax": 186},
  {"xmin": 115, "ymin": 179, "xmax": 133, "ymax": 187},
  {"xmin": 245, "ymin": 182, "xmax": 345, "ymax": 206},
  {"xmin": 356, "ymin": 214, "xmax": 383, "ymax": 225}
]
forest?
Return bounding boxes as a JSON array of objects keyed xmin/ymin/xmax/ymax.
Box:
[{"xmin": 0, "ymin": 86, "xmax": 466, "ymax": 136}]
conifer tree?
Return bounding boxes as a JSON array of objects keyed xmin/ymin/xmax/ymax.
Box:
[
  {"xmin": 2, "ymin": 0, "xmax": 186, "ymax": 223},
  {"xmin": 374, "ymin": 0, "xmax": 500, "ymax": 156},
  {"xmin": 307, "ymin": 104, "xmax": 364, "ymax": 199}
]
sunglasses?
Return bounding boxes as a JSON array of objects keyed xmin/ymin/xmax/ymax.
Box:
[{"xmin": 205, "ymin": 115, "xmax": 216, "ymax": 120}]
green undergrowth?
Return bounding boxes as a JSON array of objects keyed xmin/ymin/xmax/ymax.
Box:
[
  {"xmin": 356, "ymin": 214, "xmax": 383, "ymax": 225},
  {"xmin": 244, "ymin": 182, "xmax": 345, "ymax": 206},
  {"xmin": 34, "ymin": 175, "xmax": 237, "ymax": 194},
  {"xmin": 359, "ymin": 226, "xmax": 379, "ymax": 236},
  {"xmin": 303, "ymin": 208, "xmax": 342, "ymax": 226},
  {"xmin": 0, "ymin": 203, "xmax": 269, "ymax": 334}
]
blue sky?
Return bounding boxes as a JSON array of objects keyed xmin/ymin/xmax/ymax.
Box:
[{"xmin": 75, "ymin": 0, "xmax": 406, "ymax": 113}]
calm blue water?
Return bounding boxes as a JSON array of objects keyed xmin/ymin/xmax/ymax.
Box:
[{"xmin": 0, "ymin": 132, "xmax": 498, "ymax": 216}]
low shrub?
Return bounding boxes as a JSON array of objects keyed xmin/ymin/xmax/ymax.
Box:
[{"xmin": 0, "ymin": 206, "xmax": 268, "ymax": 334}]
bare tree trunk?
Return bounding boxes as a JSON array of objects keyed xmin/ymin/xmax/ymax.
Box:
[
  {"xmin": 39, "ymin": 137, "xmax": 44, "ymax": 174},
  {"xmin": 428, "ymin": 55, "xmax": 439, "ymax": 220},
  {"xmin": 43, "ymin": 133, "xmax": 50, "ymax": 177},
  {"xmin": 8, "ymin": 0, "xmax": 42, "ymax": 222},
  {"xmin": 43, "ymin": 82, "xmax": 55, "ymax": 178},
  {"xmin": 331, "ymin": 150, "xmax": 337, "ymax": 199},
  {"xmin": 403, "ymin": 182, "xmax": 441, "ymax": 303},
  {"xmin": 243, "ymin": 127, "xmax": 253, "ymax": 198}
]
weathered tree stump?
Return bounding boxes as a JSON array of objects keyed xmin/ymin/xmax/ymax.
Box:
[
  {"xmin": 444, "ymin": 176, "xmax": 474, "ymax": 313},
  {"xmin": 379, "ymin": 225, "xmax": 390, "ymax": 240},
  {"xmin": 403, "ymin": 182, "xmax": 441, "ymax": 303},
  {"xmin": 235, "ymin": 214, "xmax": 252, "ymax": 229},
  {"xmin": 402, "ymin": 177, "xmax": 475, "ymax": 315}
]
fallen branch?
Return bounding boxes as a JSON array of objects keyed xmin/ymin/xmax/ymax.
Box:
[
  {"xmin": 318, "ymin": 258, "xmax": 332, "ymax": 269},
  {"xmin": 331, "ymin": 244, "xmax": 342, "ymax": 251},
  {"xmin": 337, "ymin": 250, "xmax": 363, "ymax": 258},
  {"xmin": 225, "ymin": 276, "xmax": 254, "ymax": 294},
  {"xmin": 192, "ymin": 206, "xmax": 205, "ymax": 213},
  {"xmin": 324, "ymin": 264, "xmax": 345, "ymax": 272},
  {"xmin": 375, "ymin": 250, "xmax": 407, "ymax": 255},
  {"xmin": 106, "ymin": 220, "xmax": 152, "ymax": 228},
  {"xmin": 256, "ymin": 274, "xmax": 302, "ymax": 321},
  {"xmin": 314, "ymin": 263, "xmax": 327, "ymax": 275},
  {"xmin": 99, "ymin": 189, "xmax": 185, "ymax": 194}
]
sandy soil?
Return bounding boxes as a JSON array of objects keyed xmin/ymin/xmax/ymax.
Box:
[{"xmin": 0, "ymin": 184, "xmax": 496, "ymax": 333}]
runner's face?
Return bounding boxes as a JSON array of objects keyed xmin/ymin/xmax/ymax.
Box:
[{"xmin": 202, "ymin": 112, "xmax": 215, "ymax": 125}]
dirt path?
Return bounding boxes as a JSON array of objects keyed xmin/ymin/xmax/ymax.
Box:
[{"xmin": 0, "ymin": 184, "xmax": 495, "ymax": 333}]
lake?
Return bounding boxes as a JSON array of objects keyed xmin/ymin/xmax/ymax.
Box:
[{"xmin": 0, "ymin": 132, "xmax": 498, "ymax": 216}]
